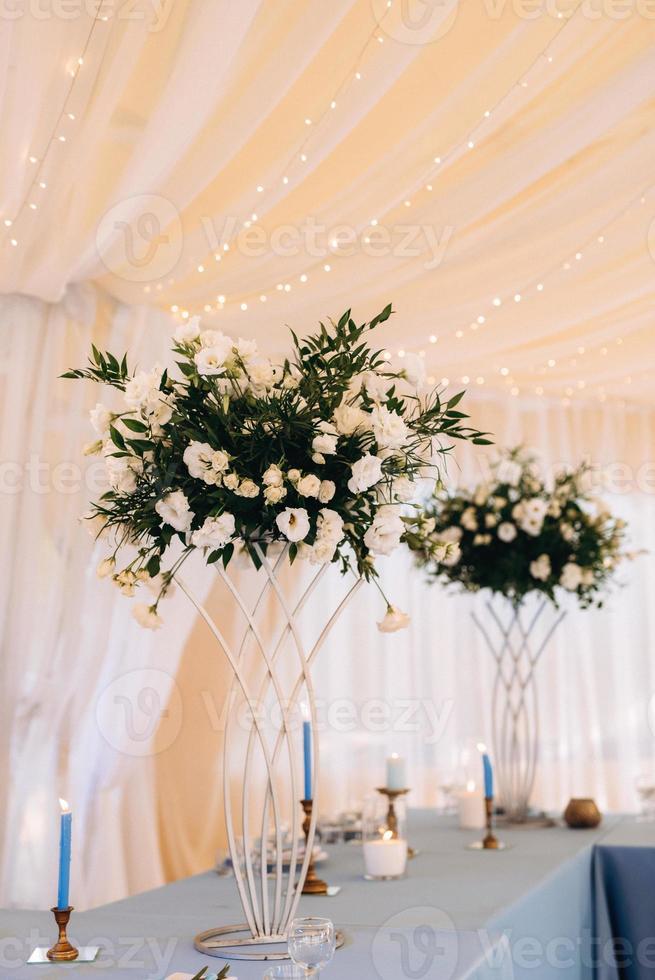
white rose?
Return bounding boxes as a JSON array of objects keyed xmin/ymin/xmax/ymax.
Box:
[
  {"xmin": 348, "ymin": 454, "xmax": 383, "ymax": 494},
  {"xmin": 287, "ymin": 469, "xmax": 301, "ymax": 485},
  {"xmin": 297, "ymin": 474, "xmax": 321, "ymax": 498},
  {"xmin": 132, "ymin": 603, "xmax": 163, "ymax": 630},
  {"xmin": 223, "ymin": 473, "xmax": 239, "ymax": 491},
  {"xmin": 316, "ymin": 508, "xmax": 344, "ymax": 542},
  {"xmin": 364, "ymin": 505, "xmax": 404, "ymax": 555},
  {"xmin": 264, "ymin": 485, "xmax": 287, "ymax": 504},
  {"xmin": 276, "ymin": 507, "xmax": 310, "ymax": 542},
  {"xmin": 497, "ymin": 522, "xmax": 517, "ymax": 542},
  {"xmin": 174, "ymin": 315, "xmax": 201, "ymax": 343},
  {"xmin": 312, "ymin": 432, "xmax": 338, "ymax": 456},
  {"xmin": 155, "ymin": 490, "xmax": 193, "ymax": 532},
  {"xmin": 263, "ymin": 464, "xmax": 284, "ymax": 487},
  {"xmin": 560, "ymin": 562, "xmax": 583, "ymax": 591},
  {"xmin": 529, "ymin": 554, "xmax": 551, "ymax": 581},
  {"xmin": 184, "ymin": 441, "xmax": 230, "ymax": 484},
  {"xmin": 90, "ymin": 402, "xmax": 112, "ymax": 436},
  {"xmin": 236, "ymin": 478, "xmax": 259, "ymax": 498},
  {"xmin": 333, "ymin": 401, "xmax": 368, "ymax": 435},
  {"xmin": 191, "ymin": 513, "xmax": 236, "ymax": 550},
  {"xmin": 377, "ymin": 605, "xmax": 411, "ymax": 633},
  {"xmin": 318, "ymin": 480, "xmax": 336, "ymax": 503},
  {"xmin": 370, "ymin": 405, "xmax": 409, "ymax": 450}
]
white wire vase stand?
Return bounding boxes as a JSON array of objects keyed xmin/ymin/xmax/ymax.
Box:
[
  {"xmin": 177, "ymin": 544, "xmax": 362, "ymax": 961},
  {"xmin": 471, "ymin": 595, "xmax": 566, "ymax": 825}
]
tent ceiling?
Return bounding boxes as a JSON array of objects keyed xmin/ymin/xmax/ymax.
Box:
[{"xmin": 1, "ymin": 1, "xmax": 654, "ymax": 405}]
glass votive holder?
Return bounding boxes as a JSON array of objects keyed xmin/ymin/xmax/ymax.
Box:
[
  {"xmin": 263, "ymin": 965, "xmax": 309, "ymax": 979},
  {"xmin": 362, "ymin": 795, "xmax": 408, "ymax": 880}
]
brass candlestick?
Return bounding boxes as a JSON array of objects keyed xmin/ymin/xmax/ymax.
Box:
[
  {"xmin": 376, "ymin": 787, "xmax": 415, "ymax": 858},
  {"xmin": 482, "ymin": 796, "xmax": 499, "ymax": 849},
  {"xmin": 47, "ymin": 907, "xmax": 79, "ymax": 961},
  {"xmin": 300, "ymin": 800, "xmax": 328, "ymax": 895}
]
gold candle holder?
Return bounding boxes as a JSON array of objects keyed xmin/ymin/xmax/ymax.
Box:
[
  {"xmin": 300, "ymin": 800, "xmax": 328, "ymax": 895},
  {"xmin": 376, "ymin": 787, "xmax": 415, "ymax": 858},
  {"xmin": 468, "ymin": 796, "xmax": 506, "ymax": 850},
  {"xmin": 47, "ymin": 906, "xmax": 79, "ymax": 961}
]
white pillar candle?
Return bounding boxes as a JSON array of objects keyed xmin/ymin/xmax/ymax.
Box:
[
  {"xmin": 363, "ymin": 837, "xmax": 408, "ymax": 878},
  {"xmin": 457, "ymin": 782, "xmax": 485, "ymax": 830},
  {"xmin": 385, "ymin": 753, "xmax": 407, "ymax": 790}
]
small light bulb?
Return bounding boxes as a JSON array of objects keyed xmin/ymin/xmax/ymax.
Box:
[
  {"xmin": 323, "ymin": 264, "xmax": 331, "ymax": 272},
  {"xmin": 300, "ymin": 274, "xmax": 308, "ymax": 283},
  {"xmin": 240, "ymin": 302, "xmax": 248, "ymax": 311}
]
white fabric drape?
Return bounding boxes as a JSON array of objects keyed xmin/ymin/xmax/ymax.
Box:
[{"xmin": 0, "ymin": 4, "xmax": 654, "ymax": 402}]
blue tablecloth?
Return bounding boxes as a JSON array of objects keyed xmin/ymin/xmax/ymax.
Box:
[
  {"xmin": 592, "ymin": 844, "xmax": 655, "ymax": 980},
  {"xmin": 0, "ymin": 812, "xmax": 652, "ymax": 979}
]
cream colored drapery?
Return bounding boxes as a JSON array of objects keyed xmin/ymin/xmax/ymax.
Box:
[{"xmin": 1, "ymin": 0, "xmax": 655, "ymax": 909}]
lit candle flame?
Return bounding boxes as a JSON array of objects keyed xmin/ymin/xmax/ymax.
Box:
[
  {"xmin": 59, "ymin": 798, "xmax": 70, "ymax": 812},
  {"xmin": 383, "ymin": 830, "xmax": 393, "ymax": 841},
  {"xmin": 477, "ymin": 742, "xmax": 487, "ymax": 753},
  {"xmin": 466, "ymin": 779, "xmax": 476, "ymax": 792}
]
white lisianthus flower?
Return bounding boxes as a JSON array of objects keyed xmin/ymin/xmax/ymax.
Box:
[
  {"xmin": 141, "ymin": 572, "xmax": 175, "ymax": 598},
  {"xmin": 400, "ymin": 352, "xmax": 426, "ymax": 388},
  {"xmin": 359, "ymin": 370, "xmax": 395, "ymax": 402},
  {"xmin": 364, "ymin": 505, "xmax": 404, "ymax": 555},
  {"xmin": 141, "ymin": 390, "xmax": 174, "ymax": 432},
  {"xmin": 124, "ymin": 364, "xmax": 164, "ymax": 410},
  {"xmin": 439, "ymin": 540, "xmax": 461, "ymax": 567},
  {"xmin": 90, "ymin": 402, "xmax": 112, "ymax": 436},
  {"xmin": 377, "ymin": 605, "xmax": 411, "ymax": 633},
  {"xmin": 497, "ymin": 522, "xmax": 517, "ymax": 542},
  {"xmin": 236, "ymin": 479, "xmax": 259, "ymax": 498},
  {"xmin": 247, "ymin": 358, "xmax": 276, "ymax": 393},
  {"xmin": 132, "ymin": 603, "xmax": 163, "ymax": 630},
  {"xmin": 460, "ymin": 506, "xmax": 478, "ymax": 532},
  {"xmin": 174, "ymin": 315, "xmax": 201, "ymax": 344},
  {"xmin": 105, "ymin": 454, "xmax": 142, "ymax": 494},
  {"xmin": 195, "ymin": 346, "xmax": 228, "ymax": 376},
  {"xmin": 264, "ymin": 484, "xmax": 287, "ymax": 504},
  {"xmin": 191, "ymin": 513, "xmax": 236, "ymax": 549},
  {"xmin": 333, "ymin": 401, "xmax": 368, "ymax": 435},
  {"xmin": 235, "ymin": 337, "xmax": 258, "ymax": 360},
  {"xmin": 184, "ymin": 441, "xmax": 230, "ymax": 485},
  {"xmin": 370, "ymin": 405, "xmax": 409, "ymax": 450},
  {"xmin": 392, "ymin": 476, "xmax": 416, "ymax": 503},
  {"xmin": 529, "ymin": 554, "xmax": 551, "ymax": 581},
  {"xmin": 276, "ymin": 507, "xmax": 310, "ymax": 542},
  {"xmin": 199, "ymin": 329, "xmax": 230, "ymax": 351},
  {"xmin": 316, "ymin": 507, "xmax": 344, "ymax": 542},
  {"xmin": 318, "ymin": 480, "xmax": 336, "ymax": 503},
  {"xmin": 263, "ymin": 464, "xmax": 284, "ymax": 487},
  {"xmin": 348, "ymin": 453, "xmax": 383, "ymax": 493},
  {"xmin": 297, "ymin": 474, "xmax": 321, "ymax": 498},
  {"xmin": 560, "ymin": 562, "xmax": 583, "ymax": 591},
  {"xmin": 155, "ymin": 490, "xmax": 193, "ymax": 532},
  {"xmin": 496, "ymin": 458, "xmax": 522, "ymax": 487},
  {"xmin": 96, "ymin": 557, "xmax": 115, "ymax": 578}
]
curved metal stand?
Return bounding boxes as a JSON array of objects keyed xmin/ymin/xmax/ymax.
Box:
[
  {"xmin": 472, "ymin": 597, "xmax": 565, "ymax": 822},
  {"xmin": 177, "ymin": 546, "xmax": 361, "ymax": 958}
]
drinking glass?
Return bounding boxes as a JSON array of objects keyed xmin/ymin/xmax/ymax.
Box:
[
  {"xmin": 263, "ymin": 966, "xmax": 309, "ymax": 979},
  {"xmin": 288, "ymin": 916, "xmax": 336, "ymax": 975}
]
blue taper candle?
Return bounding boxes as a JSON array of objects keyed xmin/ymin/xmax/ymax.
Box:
[
  {"xmin": 481, "ymin": 752, "xmax": 494, "ymax": 798},
  {"xmin": 57, "ymin": 800, "xmax": 72, "ymax": 909},
  {"xmin": 302, "ymin": 720, "xmax": 312, "ymax": 800}
]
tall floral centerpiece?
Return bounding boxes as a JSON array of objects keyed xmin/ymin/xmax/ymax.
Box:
[
  {"xmin": 406, "ymin": 448, "xmax": 628, "ymax": 822},
  {"xmin": 66, "ymin": 306, "xmax": 487, "ymax": 954}
]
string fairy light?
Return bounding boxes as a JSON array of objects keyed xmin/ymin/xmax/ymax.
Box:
[
  {"xmin": 183, "ymin": 0, "xmax": 582, "ymax": 311},
  {"xmin": 1, "ymin": 7, "xmax": 107, "ymax": 248}
]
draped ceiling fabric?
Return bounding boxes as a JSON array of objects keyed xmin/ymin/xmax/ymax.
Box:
[
  {"xmin": 1, "ymin": 1, "xmax": 654, "ymax": 406},
  {"xmin": 2, "ymin": 0, "xmax": 655, "ymax": 910}
]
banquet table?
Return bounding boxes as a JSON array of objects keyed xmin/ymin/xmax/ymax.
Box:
[{"xmin": 1, "ymin": 811, "xmax": 652, "ymax": 980}]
